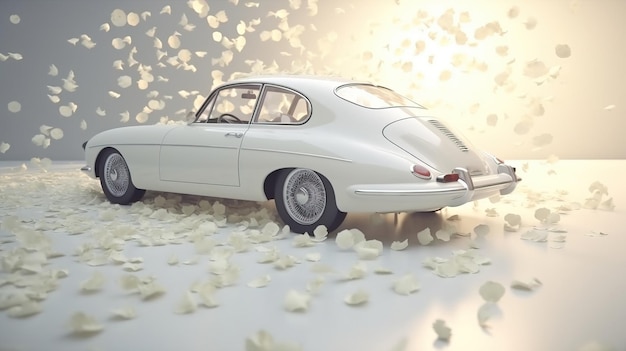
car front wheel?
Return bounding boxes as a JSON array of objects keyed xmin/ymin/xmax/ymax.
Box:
[
  {"xmin": 98, "ymin": 149, "xmax": 145, "ymax": 205},
  {"xmin": 274, "ymin": 168, "xmax": 346, "ymax": 234}
]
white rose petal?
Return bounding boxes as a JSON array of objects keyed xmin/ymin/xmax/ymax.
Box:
[
  {"xmin": 69, "ymin": 312, "xmax": 103, "ymax": 334},
  {"xmin": 479, "ymin": 281, "xmax": 505, "ymax": 302},
  {"xmin": 354, "ymin": 239, "xmax": 383, "ymax": 260},
  {"xmin": 511, "ymin": 278, "xmax": 542, "ymax": 291},
  {"xmin": 8, "ymin": 101, "xmax": 21, "ymax": 113},
  {"xmin": 245, "ymin": 330, "xmax": 301, "ymax": 351},
  {"xmin": 417, "ymin": 228, "xmax": 433, "ymax": 245},
  {"xmin": 305, "ymin": 252, "xmax": 321, "ymax": 262},
  {"xmin": 293, "ymin": 233, "xmax": 314, "ymax": 247},
  {"xmin": 335, "ymin": 229, "xmax": 354, "ymax": 249},
  {"xmin": 473, "ymin": 224, "xmax": 490, "ymax": 236},
  {"xmin": 247, "ymin": 275, "xmax": 271, "ymax": 288},
  {"xmin": 80, "ymin": 271, "xmax": 105, "ymax": 292},
  {"xmin": 477, "ymin": 302, "xmax": 497, "ymax": 327},
  {"xmin": 390, "ymin": 239, "xmax": 408, "ymax": 251},
  {"xmin": 435, "ymin": 229, "xmax": 452, "ymax": 241},
  {"xmin": 432, "ymin": 319, "xmax": 452, "ymax": 341},
  {"xmin": 175, "ymin": 291, "xmax": 197, "ymax": 314},
  {"xmin": 343, "ymin": 261, "xmax": 367, "ymax": 280},
  {"xmin": 111, "ymin": 9, "xmax": 127, "ymax": 27},
  {"xmin": 284, "ymin": 290, "xmax": 310, "ymax": 312},
  {"xmin": 0, "ymin": 142, "xmax": 10, "ymax": 153},
  {"xmin": 555, "ymin": 44, "xmax": 571, "ymax": 58},
  {"xmin": 312, "ymin": 225, "xmax": 328, "ymax": 242},
  {"xmin": 393, "ymin": 274, "xmax": 420, "ymax": 295},
  {"xmin": 111, "ymin": 307, "xmax": 136, "ymax": 320},
  {"xmin": 370, "ymin": 265, "xmax": 391, "ymax": 274},
  {"xmin": 344, "ymin": 289, "xmax": 369, "ymax": 306},
  {"xmin": 50, "ymin": 128, "xmax": 64, "ymax": 140},
  {"xmin": 8, "ymin": 301, "xmax": 42, "ymax": 318}
]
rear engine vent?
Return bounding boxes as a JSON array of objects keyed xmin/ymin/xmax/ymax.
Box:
[{"xmin": 427, "ymin": 119, "xmax": 469, "ymax": 152}]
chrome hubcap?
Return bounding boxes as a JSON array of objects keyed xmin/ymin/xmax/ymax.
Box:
[
  {"xmin": 103, "ymin": 153, "xmax": 130, "ymax": 197},
  {"xmin": 295, "ymin": 187, "xmax": 309, "ymax": 205},
  {"xmin": 283, "ymin": 169, "xmax": 326, "ymax": 225}
]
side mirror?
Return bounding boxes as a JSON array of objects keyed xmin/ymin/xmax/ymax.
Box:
[{"xmin": 185, "ymin": 110, "xmax": 196, "ymax": 124}]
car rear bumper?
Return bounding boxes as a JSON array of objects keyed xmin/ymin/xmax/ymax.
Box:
[{"xmin": 347, "ymin": 164, "xmax": 520, "ymax": 212}]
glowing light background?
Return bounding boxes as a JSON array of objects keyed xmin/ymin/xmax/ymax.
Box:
[{"xmin": 0, "ymin": 0, "xmax": 624, "ymax": 161}]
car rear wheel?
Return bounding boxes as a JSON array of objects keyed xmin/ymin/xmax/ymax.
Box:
[
  {"xmin": 274, "ymin": 168, "xmax": 346, "ymax": 234},
  {"xmin": 98, "ymin": 149, "xmax": 145, "ymax": 205}
]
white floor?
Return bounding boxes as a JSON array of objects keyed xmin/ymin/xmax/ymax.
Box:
[{"xmin": 0, "ymin": 160, "xmax": 623, "ymax": 351}]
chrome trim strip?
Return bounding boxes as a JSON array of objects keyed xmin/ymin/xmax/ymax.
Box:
[
  {"xmin": 80, "ymin": 166, "xmax": 92, "ymax": 172},
  {"xmin": 240, "ymin": 147, "xmax": 352, "ymax": 163},
  {"xmin": 354, "ymin": 187, "xmax": 466, "ymax": 196},
  {"xmin": 90, "ymin": 143, "xmax": 162, "ymax": 148}
]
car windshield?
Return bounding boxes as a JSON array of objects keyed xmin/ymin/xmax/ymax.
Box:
[{"xmin": 335, "ymin": 84, "xmax": 424, "ymax": 109}]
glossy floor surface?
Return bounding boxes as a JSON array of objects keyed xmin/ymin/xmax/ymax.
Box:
[{"xmin": 0, "ymin": 160, "xmax": 623, "ymax": 351}]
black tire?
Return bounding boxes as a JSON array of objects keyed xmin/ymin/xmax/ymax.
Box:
[
  {"xmin": 98, "ymin": 148, "xmax": 145, "ymax": 205},
  {"xmin": 274, "ymin": 168, "xmax": 346, "ymax": 234}
]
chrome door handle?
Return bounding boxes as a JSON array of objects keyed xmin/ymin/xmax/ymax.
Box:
[{"xmin": 225, "ymin": 132, "xmax": 244, "ymax": 138}]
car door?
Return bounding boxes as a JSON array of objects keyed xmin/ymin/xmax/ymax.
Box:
[{"xmin": 159, "ymin": 84, "xmax": 261, "ymax": 186}]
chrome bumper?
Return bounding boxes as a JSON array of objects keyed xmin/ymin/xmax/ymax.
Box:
[
  {"xmin": 80, "ymin": 165, "xmax": 92, "ymax": 173},
  {"xmin": 353, "ymin": 164, "xmax": 520, "ymax": 199},
  {"xmin": 453, "ymin": 164, "xmax": 519, "ymax": 194}
]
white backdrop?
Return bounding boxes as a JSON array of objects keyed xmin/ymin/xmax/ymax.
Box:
[{"xmin": 0, "ymin": 0, "xmax": 624, "ymax": 161}]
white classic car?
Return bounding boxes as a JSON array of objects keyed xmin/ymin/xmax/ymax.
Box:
[{"xmin": 82, "ymin": 75, "xmax": 520, "ymax": 233}]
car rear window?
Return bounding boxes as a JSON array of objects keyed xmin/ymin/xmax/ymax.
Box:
[{"xmin": 335, "ymin": 84, "xmax": 424, "ymax": 109}]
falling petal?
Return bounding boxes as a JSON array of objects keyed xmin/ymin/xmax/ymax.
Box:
[
  {"xmin": 7, "ymin": 101, "xmax": 21, "ymax": 113},
  {"xmin": 160, "ymin": 5, "xmax": 171, "ymax": 15},
  {"xmin": 168, "ymin": 34, "xmax": 181, "ymax": 49},
  {"xmin": 393, "ymin": 274, "xmax": 420, "ymax": 295},
  {"xmin": 390, "ymin": 239, "xmax": 408, "ymax": 251},
  {"xmin": 555, "ymin": 44, "xmax": 571, "ymax": 58},
  {"xmin": 174, "ymin": 291, "xmax": 197, "ymax": 314},
  {"xmin": 48, "ymin": 64, "xmax": 58, "ymax": 76},
  {"xmin": 417, "ymin": 228, "xmax": 433, "ymax": 245},
  {"xmin": 532, "ymin": 133, "xmax": 553, "ymax": 147},
  {"xmin": 111, "ymin": 9, "xmax": 127, "ymax": 27},
  {"xmin": 344, "ymin": 289, "xmax": 369, "ymax": 306},
  {"xmin": 69, "ymin": 312, "xmax": 103, "ymax": 334},
  {"xmin": 127, "ymin": 12, "xmax": 140, "ymax": 26},
  {"xmin": 50, "ymin": 128, "xmax": 64, "ymax": 140},
  {"xmin": 284, "ymin": 290, "xmax": 310, "ymax": 312},
  {"xmin": 479, "ymin": 281, "xmax": 505, "ymax": 302},
  {"xmin": 524, "ymin": 17, "xmax": 537, "ymax": 30},
  {"xmin": 508, "ymin": 6, "xmax": 520, "ymax": 18},
  {"xmin": 9, "ymin": 14, "xmax": 21, "ymax": 24},
  {"xmin": 247, "ymin": 275, "xmax": 271, "ymax": 288},
  {"xmin": 111, "ymin": 307, "xmax": 136, "ymax": 320},
  {"xmin": 59, "ymin": 105, "xmax": 73, "ymax": 117},
  {"xmin": 433, "ymin": 319, "xmax": 452, "ymax": 341}
]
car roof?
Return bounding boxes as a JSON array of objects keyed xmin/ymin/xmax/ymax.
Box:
[{"xmin": 223, "ymin": 75, "xmax": 370, "ymax": 90}]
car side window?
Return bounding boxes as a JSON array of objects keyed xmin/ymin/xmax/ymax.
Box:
[
  {"xmin": 256, "ymin": 86, "xmax": 310, "ymax": 124},
  {"xmin": 198, "ymin": 84, "xmax": 261, "ymax": 124}
]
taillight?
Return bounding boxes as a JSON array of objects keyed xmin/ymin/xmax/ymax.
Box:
[
  {"xmin": 411, "ymin": 164, "xmax": 431, "ymax": 179},
  {"xmin": 436, "ymin": 173, "xmax": 460, "ymax": 183},
  {"xmin": 495, "ymin": 156, "xmax": 504, "ymax": 164}
]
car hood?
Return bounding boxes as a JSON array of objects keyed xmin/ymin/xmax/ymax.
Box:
[
  {"xmin": 88, "ymin": 125, "xmax": 179, "ymax": 148},
  {"xmin": 382, "ymin": 117, "xmax": 490, "ymax": 175}
]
